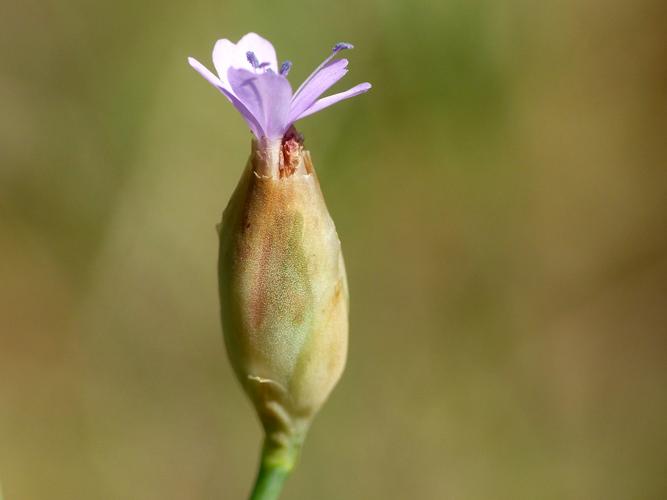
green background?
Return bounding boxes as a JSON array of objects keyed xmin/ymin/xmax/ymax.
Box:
[{"xmin": 1, "ymin": 0, "xmax": 666, "ymax": 498}]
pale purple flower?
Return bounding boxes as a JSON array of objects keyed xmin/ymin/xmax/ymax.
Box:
[{"xmin": 188, "ymin": 33, "xmax": 372, "ymax": 139}]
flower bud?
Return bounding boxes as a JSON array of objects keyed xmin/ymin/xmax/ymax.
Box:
[{"xmin": 218, "ymin": 136, "xmax": 348, "ymax": 462}]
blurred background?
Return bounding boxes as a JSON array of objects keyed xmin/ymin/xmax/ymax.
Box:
[{"xmin": 1, "ymin": 0, "xmax": 666, "ymax": 498}]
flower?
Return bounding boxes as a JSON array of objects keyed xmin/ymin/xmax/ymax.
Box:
[{"xmin": 188, "ymin": 32, "xmax": 371, "ymax": 139}]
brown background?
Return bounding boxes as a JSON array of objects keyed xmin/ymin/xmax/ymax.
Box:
[{"xmin": 1, "ymin": 0, "xmax": 666, "ymax": 498}]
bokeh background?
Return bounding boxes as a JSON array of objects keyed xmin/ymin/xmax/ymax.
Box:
[{"xmin": 1, "ymin": 0, "xmax": 666, "ymax": 498}]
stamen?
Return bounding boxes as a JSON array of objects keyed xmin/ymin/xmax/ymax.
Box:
[
  {"xmin": 333, "ymin": 42, "xmax": 354, "ymax": 53},
  {"xmin": 280, "ymin": 60, "xmax": 292, "ymax": 76},
  {"xmin": 258, "ymin": 62, "xmax": 271, "ymax": 69},
  {"xmin": 246, "ymin": 51, "xmax": 260, "ymax": 69}
]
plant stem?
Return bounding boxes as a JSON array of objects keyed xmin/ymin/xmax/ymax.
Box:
[
  {"xmin": 248, "ymin": 436, "xmax": 301, "ymax": 500},
  {"xmin": 249, "ymin": 461, "xmax": 290, "ymax": 500}
]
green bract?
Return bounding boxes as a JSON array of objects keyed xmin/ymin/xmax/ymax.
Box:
[{"xmin": 217, "ymin": 138, "xmax": 349, "ymax": 484}]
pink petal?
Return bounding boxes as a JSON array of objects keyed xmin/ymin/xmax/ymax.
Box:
[
  {"xmin": 294, "ymin": 82, "xmax": 371, "ymax": 121},
  {"xmin": 228, "ymin": 68, "xmax": 293, "ymax": 139},
  {"xmin": 292, "ymin": 42, "xmax": 354, "ymax": 101},
  {"xmin": 212, "ymin": 39, "xmax": 246, "ymax": 92},
  {"xmin": 288, "ymin": 59, "xmax": 349, "ymax": 124},
  {"xmin": 188, "ymin": 57, "xmax": 224, "ymax": 88},
  {"xmin": 236, "ymin": 32, "xmax": 278, "ymax": 72},
  {"xmin": 188, "ymin": 57, "xmax": 263, "ymax": 137},
  {"xmin": 211, "ymin": 33, "xmax": 279, "ymax": 93}
]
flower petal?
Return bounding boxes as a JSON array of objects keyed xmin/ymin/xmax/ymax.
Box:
[
  {"xmin": 287, "ymin": 59, "xmax": 349, "ymax": 124},
  {"xmin": 213, "ymin": 33, "xmax": 278, "ymax": 97},
  {"xmin": 211, "ymin": 33, "xmax": 278, "ymax": 92},
  {"xmin": 292, "ymin": 42, "xmax": 354, "ymax": 101},
  {"xmin": 294, "ymin": 82, "xmax": 371, "ymax": 121},
  {"xmin": 188, "ymin": 56, "xmax": 224, "ymax": 88},
  {"xmin": 228, "ymin": 68, "xmax": 293, "ymax": 139},
  {"xmin": 212, "ymin": 39, "xmax": 247, "ymax": 92},
  {"xmin": 219, "ymin": 87, "xmax": 265, "ymax": 138},
  {"xmin": 188, "ymin": 57, "xmax": 263, "ymax": 137},
  {"xmin": 236, "ymin": 33, "xmax": 278, "ymax": 72}
]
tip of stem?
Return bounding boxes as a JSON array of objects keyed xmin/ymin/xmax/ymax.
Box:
[{"xmin": 249, "ymin": 437, "xmax": 302, "ymax": 500}]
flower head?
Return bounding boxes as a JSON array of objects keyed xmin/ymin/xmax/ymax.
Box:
[{"xmin": 188, "ymin": 32, "xmax": 371, "ymax": 139}]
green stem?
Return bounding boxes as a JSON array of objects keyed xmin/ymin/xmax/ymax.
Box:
[
  {"xmin": 249, "ymin": 461, "xmax": 290, "ymax": 500},
  {"xmin": 248, "ymin": 436, "xmax": 301, "ymax": 500}
]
